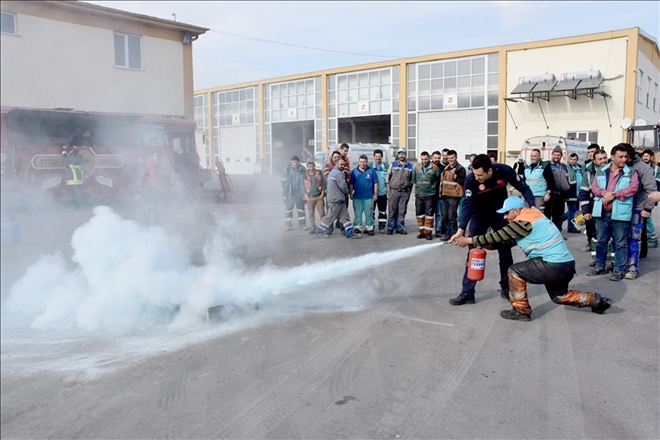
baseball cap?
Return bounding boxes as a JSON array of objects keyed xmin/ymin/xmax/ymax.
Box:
[
  {"xmin": 396, "ymin": 147, "xmax": 407, "ymax": 154},
  {"xmin": 496, "ymin": 196, "xmax": 526, "ymax": 214}
]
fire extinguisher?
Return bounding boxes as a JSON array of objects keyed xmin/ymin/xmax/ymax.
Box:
[{"xmin": 467, "ymin": 248, "xmax": 487, "ymax": 281}]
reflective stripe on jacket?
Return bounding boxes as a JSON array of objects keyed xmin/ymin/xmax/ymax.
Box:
[
  {"xmin": 471, "ymin": 207, "xmax": 573, "ymax": 264},
  {"xmin": 63, "ymin": 153, "xmax": 84, "ymax": 186},
  {"xmin": 412, "ymin": 162, "xmax": 440, "ymax": 197},
  {"xmin": 440, "ymin": 163, "xmax": 465, "ymax": 198},
  {"xmin": 370, "ymin": 161, "xmax": 389, "ymax": 196},
  {"xmin": 515, "ymin": 208, "xmax": 574, "ymax": 263},
  {"xmin": 593, "ymin": 163, "xmax": 634, "ymax": 221},
  {"xmin": 524, "ymin": 162, "xmax": 548, "ymax": 196},
  {"xmin": 387, "ymin": 161, "xmax": 414, "ymax": 191}
]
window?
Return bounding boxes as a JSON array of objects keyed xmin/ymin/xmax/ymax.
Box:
[
  {"xmin": 138, "ymin": 123, "xmax": 169, "ymax": 147},
  {"xmin": 646, "ymin": 76, "xmax": 652, "ymax": 108},
  {"xmin": 636, "ymin": 69, "xmax": 644, "ymax": 103},
  {"xmin": 654, "ymin": 83, "xmax": 658, "ymax": 113},
  {"xmin": 566, "ymin": 131, "xmax": 598, "ymax": 144},
  {"xmin": 114, "ymin": 32, "xmax": 141, "ymax": 69},
  {"xmin": 1, "ymin": 11, "xmax": 16, "ymax": 35}
]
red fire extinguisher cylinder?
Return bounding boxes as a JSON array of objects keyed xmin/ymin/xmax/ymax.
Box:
[{"xmin": 467, "ymin": 248, "xmax": 487, "ymax": 281}]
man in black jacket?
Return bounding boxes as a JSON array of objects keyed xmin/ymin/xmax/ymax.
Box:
[{"xmin": 447, "ymin": 154, "xmax": 536, "ymax": 306}]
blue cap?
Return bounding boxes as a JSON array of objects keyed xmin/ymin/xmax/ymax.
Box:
[
  {"xmin": 496, "ymin": 196, "xmax": 526, "ymax": 214},
  {"xmin": 396, "ymin": 147, "xmax": 407, "ymax": 154}
]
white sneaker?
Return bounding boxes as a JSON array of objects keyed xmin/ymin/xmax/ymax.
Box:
[{"xmin": 624, "ymin": 271, "xmax": 638, "ymax": 280}]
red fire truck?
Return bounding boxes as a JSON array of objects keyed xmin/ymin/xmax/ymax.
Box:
[{"xmin": 0, "ymin": 106, "xmax": 201, "ymax": 200}]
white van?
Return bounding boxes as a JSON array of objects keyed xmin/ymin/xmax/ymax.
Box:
[{"xmin": 520, "ymin": 135, "xmax": 590, "ymax": 164}]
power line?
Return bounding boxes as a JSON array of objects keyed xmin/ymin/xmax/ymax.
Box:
[{"xmin": 208, "ymin": 29, "xmax": 399, "ymax": 59}]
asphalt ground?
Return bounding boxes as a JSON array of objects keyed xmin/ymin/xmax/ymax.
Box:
[{"xmin": 1, "ymin": 174, "xmax": 658, "ymax": 439}]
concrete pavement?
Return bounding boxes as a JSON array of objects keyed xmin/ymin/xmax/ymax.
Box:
[{"xmin": 1, "ymin": 174, "xmax": 658, "ymax": 439}]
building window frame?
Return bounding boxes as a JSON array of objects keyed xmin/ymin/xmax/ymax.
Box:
[
  {"xmin": 566, "ymin": 131, "xmax": 598, "ymax": 144},
  {"xmin": 114, "ymin": 32, "xmax": 142, "ymax": 70},
  {"xmin": 1, "ymin": 11, "xmax": 17, "ymax": 35},
  {"xmin": 636, "ymin": 69, "xmax": 644, "ymax": 104}
]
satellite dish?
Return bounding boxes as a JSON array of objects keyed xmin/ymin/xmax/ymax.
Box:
[
  {"xmin": 634, "ymin": 118, "xmax": 647, "ymax": 126},
  {"xmin": 621, "ymin": 118, "xmax": 632, "ymax": 129}
]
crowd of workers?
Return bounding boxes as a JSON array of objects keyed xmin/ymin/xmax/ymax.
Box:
[{"xmin": 281, "ymin": 142, "xmax": 660, "ymax": 321}]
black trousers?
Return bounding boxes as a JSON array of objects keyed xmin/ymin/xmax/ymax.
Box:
[
  {"xmin": 546, "ymin": 192, "xmax": 566, "ymax": 232},
  {"xmin": 509, "ymin": 258, "xmax": 576, "ymax": 299}
]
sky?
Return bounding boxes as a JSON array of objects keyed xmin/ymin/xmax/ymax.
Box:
[{"xmin": 87, "ymin": 1, "xmax": 660, "ymax": 92}]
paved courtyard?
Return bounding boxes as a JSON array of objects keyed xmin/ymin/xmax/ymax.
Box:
[{"xmin": 1, "ymin": 174, "xmax": 658, "ymax": 439}]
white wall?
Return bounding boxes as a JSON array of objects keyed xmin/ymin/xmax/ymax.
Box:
[
  {"xmin": 634, "ymin": 50, "xmax": 660, "ymax": 125},
  {"xmin": 505, "ymin": 38, "xmax": 629, "ymax": 163},
  {"xmin": 0, "ymin": 13, "xmax": 185, "ymax": 116},
  {"xmin": 219, "ymin": 125, "xmax": 256, "ymax": 175},
  {"xmin": 418, "ymin": 109, "xmax": 486, "ymax": 164}
]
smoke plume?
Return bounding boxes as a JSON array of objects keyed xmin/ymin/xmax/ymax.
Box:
[{"xmin": 6, "ymin": 206, "xmax": 441, "ymax": 333}]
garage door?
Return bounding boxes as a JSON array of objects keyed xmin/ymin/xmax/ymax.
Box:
[
  {"xmin": 219, "ymin": 125, "xmax": 256, "ymax": 175},
  {"xmin": 418, "ymin": 109, "xmax": 486, "ymax": 163}
]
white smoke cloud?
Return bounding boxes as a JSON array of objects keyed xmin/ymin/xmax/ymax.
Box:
[{"xmin": 6, "ymin": 206, "xmax": 441, "ymax": 334}]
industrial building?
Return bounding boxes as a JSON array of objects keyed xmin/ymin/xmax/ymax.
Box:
[
  {"xmin": 1, "ymin": 1, "xmax": 208, "ymax": 195},
  {"xmin": 194, "ymin": 27, "xmax": 659, "ymax": 175},
  {"xmin": 1, "ymin": 0, "xmax": 207, "ymax": 118}
]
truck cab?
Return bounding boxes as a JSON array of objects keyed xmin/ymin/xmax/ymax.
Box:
[
  {"xmin": 625, "ymin": 121, "xmax": 659, "ymax": 158},
  {"xmin": 519, "ymin": 135, "xmax": 590, "ymax": 164}
]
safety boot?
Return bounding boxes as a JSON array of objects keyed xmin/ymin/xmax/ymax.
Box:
[
  {"xmin": 449, "ymin": 293, "xmax": 475, "ymax": 306},
  {"xmin": 591, "ymin": 295, "xmax": 613, "ymax": 314},
  {"xmin": 586, "ymin": 267, "xmax": 607, "ymax": 276},
  {"xmin": 500, "ymin": 308, "xmax": 531, "ymax": 322}
]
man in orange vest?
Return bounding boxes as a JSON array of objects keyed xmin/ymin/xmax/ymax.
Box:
[{"xmin": 451, "ymin": 196, "xmax": 613, "ymax": 321}]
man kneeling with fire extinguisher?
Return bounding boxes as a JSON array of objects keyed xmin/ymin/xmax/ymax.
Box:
[{"xmin": 451, "ymin": 196, "xmax": 612, "ymax": 321}]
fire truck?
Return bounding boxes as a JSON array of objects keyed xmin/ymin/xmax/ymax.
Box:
[{"xmin": 0, "ymin": 107, "xmax": 201, "ymax": 200}]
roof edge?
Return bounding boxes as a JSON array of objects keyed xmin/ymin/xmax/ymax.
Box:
[
  {"xmin": 55, "ymin": 1, "xmax": 209, "ymax": 35},
  {"xmin": 195, "ymin": 27, "xmax": 657, "ymax": 93}
]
